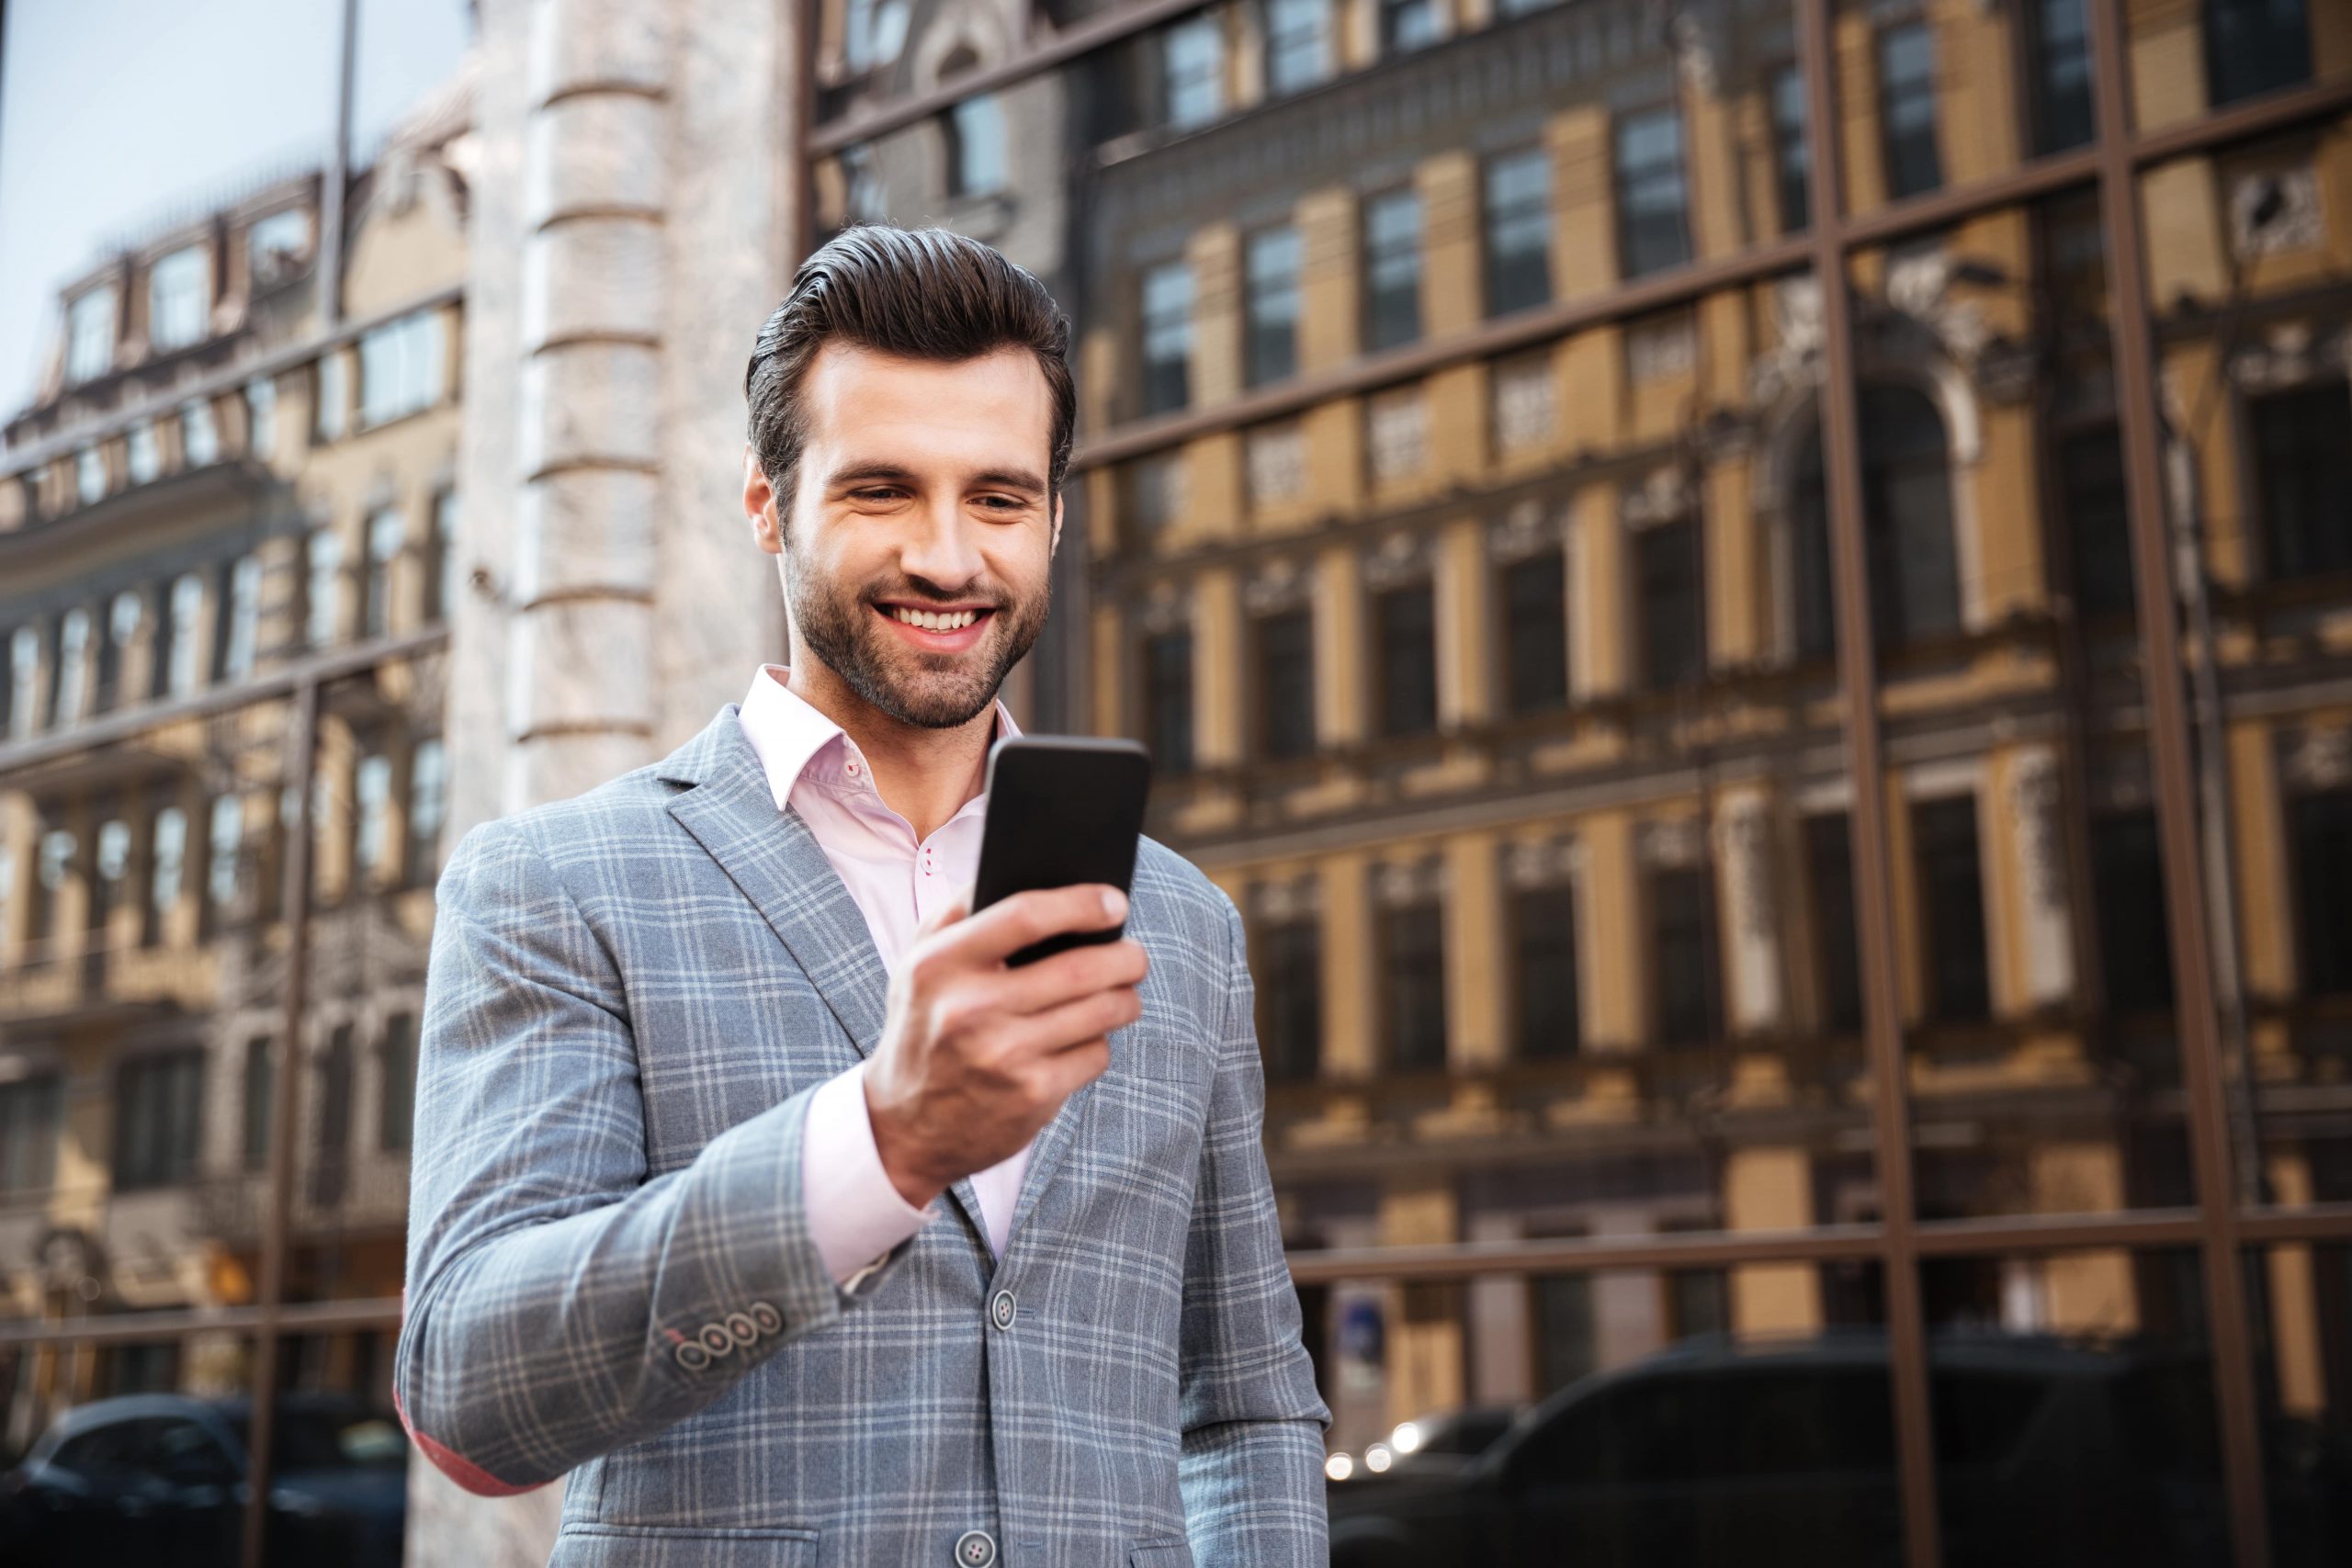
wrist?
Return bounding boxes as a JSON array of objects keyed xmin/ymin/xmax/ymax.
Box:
[{"xmin": 864, "ymin": 1080, "xmax": 947, "ymax": 1210}]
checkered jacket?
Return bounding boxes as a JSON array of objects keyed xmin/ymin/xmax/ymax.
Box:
[{"xmin": 393, "ymin": 704, "xmax": 1331, "ymax": 1567}]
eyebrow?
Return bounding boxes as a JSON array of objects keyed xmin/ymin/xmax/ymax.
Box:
[{"xmin": 827, "ymin": 459, "xmax": 1048, "ymax": 495}]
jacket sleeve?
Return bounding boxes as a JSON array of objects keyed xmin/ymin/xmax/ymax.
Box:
[
  {"xmin": 1176, "ymin": 896, "xmax": 1334, "ymax": 1564},
  {"xmin": 392, "ymin": 818, "xmax": 919, "ymax": 1495}
]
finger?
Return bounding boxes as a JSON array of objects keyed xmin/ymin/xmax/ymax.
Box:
[
  {"xmin": 982, "ymin": 937, "xmax": 1148, "ymax": 1016},
  {"xmin": 997, "ymin": 984, "xmax": 1143, "ymax": 1059},
  {"xmin": 946, "ymin": 884, "xmax": 1129, "ymax": 966},
  {"xmin": 916, "ymin": 897, "xmax": 969, "ymax": 937}
]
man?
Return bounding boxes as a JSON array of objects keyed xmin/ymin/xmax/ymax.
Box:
[{"xmin": 393, "ymin": 224, "xmax": 1331, "ymax": 1568}]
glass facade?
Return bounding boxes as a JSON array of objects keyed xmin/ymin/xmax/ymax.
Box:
[{"xmin": 808, "ymin": 1, "xmax": 2352, "ymax": 1562}]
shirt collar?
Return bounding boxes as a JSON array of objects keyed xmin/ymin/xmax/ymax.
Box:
[{"xmin": 737, "ymin": 663, "xmax": 1023, "ymax": 814}]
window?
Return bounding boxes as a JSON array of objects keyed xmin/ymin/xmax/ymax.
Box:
[
  {"xmin": 306, "ymin": 526, "xmax": 344, "ymax": 649},
  {"xmin": 2031, "ymin": 0, "xmax": 2095, "ymax": 154},
  {"xmin": 181, "ymin": 398, "xmax": 218, "ymax": 467},
  {"xmin": 0, "ymin": 1076, "xmax": 62, "ymax": 1197},
  {"xmin": 1914, "ymin": 794, "xmax": 1992, "ymax": 1022},
  {"xmin": 114, "ymin": 1049, "xmax": 205, "ymax": 1190},
  {"xmin": 1256, "ymin": 919, "xmax": 1323, "ymax": 1083},
  {"xmin": 1502, "ymin": 549, "xmax": 1568, "ymax": 715},
  {"xmin": 1373, "ymin": 581, "xmax": 1438, "ymax": 738},
  {"xmin": 1666, "ymin": 1265, "xmax": 1732, "ymax": 1340},
  {"xmin": 147, "ymin": 805, "xmax": 186, "ymax": 946},
  {"xmin": 425, "ymin": 491, "xmax": 460, "ymax": 622},
  {"xmin": 1379, "ymin": 0, "xmax": 1439, "ymax": 54},
  {"xmin": 364, "ymin": 507, "xmax": 404, "ymax": 638},
  {"xmin": 206, "ymin": 794, "xmax": 244, "ymax": 924},
  {"xmin": 76, "ymin": 446, "xmax": 106, "ymax": 505},
  {"xmin": 1139, "ymin": 261, "xmax": 1193, "ymax": 416},
  {"xmin": 312, "ymin": 1023, "xmax": 355, "ymax": 1207},
  {"xmin": 1366, "ymin": 387, "xmax": 1428, "ymax": 483},
  {"xmin": 379, "ymin": 1012, "xmax": 417, "ymax": 1151},
  {"xmin": 315, "ymin": 351, "xmax": 349, "ymax": 441},
  {"xmin": 1532, "ymin": 1273, "xmax": 1597, "ymax": 1396},
  {"xmin": 2058, "ymin": 424, "xmax": 2134, "ymax": 616},
  {"xmin": 1363, "ymin": 188, "xmax": 1423, "ymax": 351},
  {"xmin": 2092, "ymin": 808, "xmax": 2174, "ymax": 1012},
  {"xmin": 34, "ymin": 829, "xmax": 75, "ymax": 941},
  {"xmin": 1264, "ymin": 0, "xmax": 1332, "ymax": 93},
  {"xmin": 1510, "ymin": 883, "xmax": 1581, "ymax": 1056},
  {"xmin": 215, "ymin": 555, "xmax": 262, "ymax": 682},
  {"xmin": 1798, "ymin": 387, "xmax": 1962, "ymax": 652},
  {"xmin": 66, "ymin": 287, "xmax": 117, "ymax": 382},
  {"xmin": 407, "ymin": 738, "xmax": 449, "ymax": 886},
  {"xmin": 93, "ymin": 810, "xmax": 132, "ymax": 931},
  {"xmin": 1483, "ymin": 148, "xmax": 1552, "ymax": 316},
  {"xmin": 1804, "ymin": 812, "xmax": 1864, "ymax": 1032},
  {"xmin": 246, "ymin": 376, "xmax": 277, "ymax": 460},
  {"xmin": 358, "ymin": 310, "xmax": 444, "ymax": 427},
  {"xmin": 1245, "ymin": 226, "xmax": 1302, "ymax": 387},
  {"xmin": 842, "ymin": 0, "xmax": 910, "ymax": 72},
  {"xmin": 93, "ymin": 591, "xmax": 140, "ymax": 716},
  {"xmin": 2205, "ymin": 0, "xmax": 2311, "ymax": 107},
  {"xmin": 1252, "ymin": 608, "xmax": 1316, "ymax": 759},
  {"xmin": 1141, "ymin": 628, "xmax": 1193, "ymax": 773},
  {"xmin": 1650, "ymin": 863, "xmax": 1722, "ymax": 1045},
  {"xmin": 1636, "ymin": 517, "xmax": 1705, "ymax": 691},
  {"xmin": 1491, "ymin": 352, "xmax": 1556, "ymax": 454},
  {"xmin": 944, "ymin": 93, "xmax": 1006, "ymax": 197},
  {"xmin": 247, "ymin": 208, "xmax": 311, "ymax": 285},
  {"xmin": 1878, "ymin": 24, "xmax": 1943, "ymax": 199},
  {"xmin": 242, "ymin": 1036, "xmax": 273, "ymax": 1172},
  {"xmin": 1164, "ymin": 14, "xmax": 1223, "ymax": 129},
  {"xmin": 7, "ymin": 626, "xmax": 36, "ymax": 738},
  {"xmin": 2290, "ymin": 786, "xmax": 2352, "ymax": 998},
  {"xmin": 1378, "ymin": 899, "xmax": 1448, "ymax": 1073},
  {"xmin": 127, "ymin": 422, "xmax": 161, "ymax": 484},
  {"xmin": 51, "ymin": 608, "xmax": 90, "ymax": 728},
  {"xmin": 148, "ymin": 246, "xmax": 209, "ymax": 352},
  {"xmin": 356, "ymin": 751, "xmax": 393, "ymax": 885},
  {"xmin": 1772, "ymin": 64, "xmax": 1812, "ymax": 233},
  {"xmin": 161, "ymin": 572, "xmax": 204, "ymax": 699},
  {"xmin": 2255, "ymin": 379, "xmax": 2352, "ymax": 581},
  {"xmin": 1615, "ymin": 107, "xmax": 1691, "ymax": 277}
]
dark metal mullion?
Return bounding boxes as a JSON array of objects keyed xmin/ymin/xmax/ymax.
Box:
[
  {"xmin": 1795, "ymin": 3, "xmax": 1943, "ymax": 1565},
  {"xmin": 239, "ymin": 673, "xmax": 317, "ymax": 1568},
  {"xmin": 2088, "ymin": 3, "xmax": 2274, "ymax": 1564}
]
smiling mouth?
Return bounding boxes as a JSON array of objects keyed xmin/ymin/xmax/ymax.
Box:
[{"xmin": 877, "ymin": 603, "xmax": 993, "ymax": 631}]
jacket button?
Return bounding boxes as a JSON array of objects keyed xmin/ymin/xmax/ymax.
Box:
[
  {"xmin": 989, "ymin": 1290, "xmax": 1015, "ymax": 1331},
  {"xmin": 954, "ymin": 1529, "xmax": 996, "ymax": 1566},
  {"xmin": 698, "ymin": 1322, "xmax": 735, "ymax": 1358},
  {"xmin": 724, "ymin": 1311, "xmax": 759, "ymax": 1346},
  {"xmin": 674, "ymin": 1341, "xmax": 710, "ymax": 1371},
  {"xmin": 748, "ymin": 1301, "xmax": 783, "ymax": 1336}
]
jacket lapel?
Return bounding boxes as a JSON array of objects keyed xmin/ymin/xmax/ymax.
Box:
[{"xmin": 658, "ymin": 705, "xmax": 995, "ymax": 1251}]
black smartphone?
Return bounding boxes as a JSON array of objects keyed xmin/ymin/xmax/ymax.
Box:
[{"xmin": 970, "ymin": 736, "xmax": 1153, "ymax": 966}]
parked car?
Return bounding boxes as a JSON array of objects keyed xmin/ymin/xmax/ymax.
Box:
[
  {"xmin": 1326, "ymin": 1327, "xmax": 2352, "ymax": 1568},
  {"xmin": 0, "ymin": 1392, "xmax": 407, "ymax": 1568}
]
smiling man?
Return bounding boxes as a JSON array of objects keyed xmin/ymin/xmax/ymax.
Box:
[{"xmin": 393, "ymin": 224, "xmax": 1332, "ymax": 1568}]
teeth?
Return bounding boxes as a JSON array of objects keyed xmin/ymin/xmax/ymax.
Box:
[{"xmin": 891, "ymin": 606, "xmax": 978, "ymax": 630}]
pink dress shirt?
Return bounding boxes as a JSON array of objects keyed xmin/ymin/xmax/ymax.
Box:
[{"xmin": 735, "ymin": 664, "xmax": 1031, "ymax": 1290}]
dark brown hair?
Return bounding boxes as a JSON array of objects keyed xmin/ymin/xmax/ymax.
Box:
[{"xmin": 743, "ymin": 223, "xmax": 1076, "ymax": 514}]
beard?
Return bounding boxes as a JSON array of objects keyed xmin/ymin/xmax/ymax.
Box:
[{"xmin": 785, "ymin": 544, "xmax": 1049, "ymax": 729}]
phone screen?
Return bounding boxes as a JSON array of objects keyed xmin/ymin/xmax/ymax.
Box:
[{"xmin": 970, "ymin": 737, "xmax": 1152, "ymax": 966}]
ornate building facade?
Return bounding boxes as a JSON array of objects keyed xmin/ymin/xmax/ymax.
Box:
[{"xmin": 0, "ymin": 85, "xmax": 471, "ymax": 1460}]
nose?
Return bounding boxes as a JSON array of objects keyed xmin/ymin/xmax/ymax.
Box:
[{"xmin": 899, "ymin": 495, "xmax": 988, "ymax": 594}]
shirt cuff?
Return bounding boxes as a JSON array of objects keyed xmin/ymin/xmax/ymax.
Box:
[{"xmin": 801, "ymin": 1058, "xmax": 936, "ymax": 1289}]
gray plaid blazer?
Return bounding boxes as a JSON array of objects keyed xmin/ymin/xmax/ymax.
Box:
[{"xmin": 394, "ymin": 703, "xmax": 1331, "ymax": 1568}]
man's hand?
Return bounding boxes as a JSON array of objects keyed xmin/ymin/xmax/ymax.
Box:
[{"xmin": 864, "ymin": 886, "xmax": 1148, "ymax": 1209}]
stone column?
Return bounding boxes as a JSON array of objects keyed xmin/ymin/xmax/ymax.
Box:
[
  {"xmin": 419, "ymin": 0, "xmax": 797, "ymax": 1560},
  {"xmin": 1714, "ymin": 786, "xmax": 1784, "ymax": 1034}
]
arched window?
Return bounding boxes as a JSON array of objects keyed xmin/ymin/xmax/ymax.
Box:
[{"xmin": 1789, "ymin": 384, "xmax": 1961, "ymax": 658}]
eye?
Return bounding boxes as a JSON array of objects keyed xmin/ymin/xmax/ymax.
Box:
[{"xmin": 850, "ymin": 486, "xmax": 907, "ymax": 502}]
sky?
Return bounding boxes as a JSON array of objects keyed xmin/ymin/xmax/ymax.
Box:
[{"xmin": 0, "ymin": 0, "xmax": 473, "ymax": 425}]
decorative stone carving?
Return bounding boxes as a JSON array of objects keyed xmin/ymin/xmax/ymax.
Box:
[
  {"xmin": 1363, "ymin": 528, "xmax": 1430, "ymax": 591},
  {"xmin": 1749, "ymin": 274, "xmax": 1824, "ymax": 407},
  {"xmin": 1491, "ymin": 355, "xmax": 1557, "ymax": 453},
  {"xmin": 1638, "ymin": 817, "xmax": 1704, "ymax": 867},
  {"xmin": 1254, "ymin": 874, "xmax": 1322, "ymax": 922},
  {"xmin": 2007, "ymin": 749, "xmax": 2074, "ymax": 1007},
  {"xmin": 1137, "ymin": 580, "xmax": 1190, "ymax": 635},
  {"xmin": 1621, "ymin": 465, "xmax": 1693, "ymax": 529},
  {"xmin": 1505, "ymin": 836, "xmax": 1580, "ymax": 888},
  {"xmin": 1487, "ymin": 496, "xmax": 1565, "ymax": 562},
  {"xmin": 2283, "ymin": 724, "xmax": 2352, "ymax": 792},
  {"xmin": 1243, "ymin": 557, "xmax": 1309, "ymax": 614},
  {"xmin": 1366, "ymin": 388, "xmax": 1429, "ymax": 485},
  {"xmin": 2229, "ymin": 164, "xmax": 2324, "ymax": 260},
  {"xmin": 1714, "ymin": 794, "xmax": 1783, "ymax": 1031},
  {"xmin": 1246, "ymin": 421, "xmax": 1306, "ymax": 505},
  {"xmin": 1375, "ymin": 855, "xmax": 1447, "ymax": 906}
]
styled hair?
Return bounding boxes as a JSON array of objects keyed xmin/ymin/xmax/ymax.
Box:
[{"xmin": 743, "ymin": 222, "xmax": 1076, "ymax": 513}]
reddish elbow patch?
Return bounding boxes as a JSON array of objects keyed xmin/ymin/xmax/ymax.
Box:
[{"xmin": 392, "ymin": 1384, "xmax": 545, "ymax": 1497}]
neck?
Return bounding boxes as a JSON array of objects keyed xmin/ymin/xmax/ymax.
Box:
[{"xmin": 782, "ymin": 656, "xmax": 996, "ymax": 841}]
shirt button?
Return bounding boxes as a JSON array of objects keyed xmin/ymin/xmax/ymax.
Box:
[
  {"xmin": 955, "ymin": 1529, "xmax": 997, "ymax": 1567},
  {"xmin": 846, "ymin": 760, "xmax": 861, "ymax": 776},
  {"xmin": 990, "ymin": 1290, "xmax": 1016, "ymax": 1331}
]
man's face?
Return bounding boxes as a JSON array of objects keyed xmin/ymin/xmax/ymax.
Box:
[{"xmin": 742, "ymin": 342, "xmax": 1061, "ymax": 729}]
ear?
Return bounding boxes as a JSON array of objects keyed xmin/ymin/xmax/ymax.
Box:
[
  {"xmin": 742, "ymin": 446, "xmax": 783, "ymax": 555},
  {"xmin": 1048, "ymin": 490, "xmax": 1064, "ymax": 557}
]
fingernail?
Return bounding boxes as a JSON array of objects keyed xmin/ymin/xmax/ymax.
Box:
[{"xmin": 1102, "ymin": 887, "xmax": 1127, "ymax": 921}]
